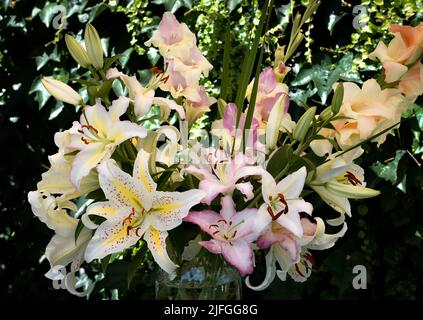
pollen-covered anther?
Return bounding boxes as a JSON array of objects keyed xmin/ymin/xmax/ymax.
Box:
[
  {"xmin": 81, "ymin": 137, "xmax": 90, "ymax": 144},
  {"xmin": 81, "ymin": 124, "xmax": 98, "ymax": 134},
  {"xmin": 122, "ymin": 207, "xmax": 136, "ymax": 226},
  {"xmin": 344, "ymin": 171, "xmax": 362, "ymax": 186}
]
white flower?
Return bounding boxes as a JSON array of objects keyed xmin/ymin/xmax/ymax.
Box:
[{"xmin": 83, "ymin": 150, "xmax": 205, "ymax": 274}]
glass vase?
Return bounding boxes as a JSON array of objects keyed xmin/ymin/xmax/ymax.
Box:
[{"xmin": 155, "ymin": 253, "xmax": 242, "ymax": 300}]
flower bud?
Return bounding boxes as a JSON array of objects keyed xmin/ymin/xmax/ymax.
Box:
[
  {"xmin": 325, "ymin": 181, "xmax": 380, "ymax": 199},
  {"xmin": 41, "ymin": 77, "xmax": 83, "ymax": 106},
  {"xmin": 84, "ymin": 23, "xmax": 103, "ymax": 70},
  {"xmin": 331, "ymin": 82, "xmax": 344, "ymax": 115},
  {"xmin": 319, "ymin": 107, "xmax": 333, "ymax": 121},
  {"xmin": 266, "ymin": 94, "xmax": 288, "ymax": 152},
  {"xmin": 293, "ymin": 106, "xmax": 316, "ymax": 142},
  {"xmin": 65, "ymin": 35, "xmax": 91, "ymax": 68}
]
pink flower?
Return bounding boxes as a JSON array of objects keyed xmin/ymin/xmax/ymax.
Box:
[
  {"xmin": 144, "ymin": 12, "xmax": 196, "ymax": 60},
  {"xmin": 256, "ymin": 218, "xmax": 317, "ymax": 263},
  {"xmin": 184, "ymin": 148, "xmax": 264, "ymax": 205},
  {"xmin": 184, "ymin": 196, "xmax": 266, "ymax": 276},
  {"xmin": 246, "ymin": 67, "xmax": 289, "ymax": 121},
  {"xmin": 185, "ymin": 86, "xmax": 216, "ymax": 125}
]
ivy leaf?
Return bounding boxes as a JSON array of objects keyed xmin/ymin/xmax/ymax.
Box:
[
  {"xmin": 228, "ymin": 0, "xmax": 243, "ymax": 12},
  {"xmin": 371, "ymin": 150, "xmax": 406, "ymax": 186},
  {"xmin": 39, "ymin": 3, "xmax": 65, "ymax": 28},
  {"xmin": 35, "ymin": 47, "xmax": 60, "ymax": 70},
  {"xmin": 29, "ymin": 78, "xmax": 50, "ymax": 110}
]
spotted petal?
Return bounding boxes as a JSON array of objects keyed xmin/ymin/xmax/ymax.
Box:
[
  {"xmin": 149, "ymin": 189, "xmax": 206, "ymax": 231},
  {"xmin": 84, "ymin": 209, "xmax": 144, "ymax": 262},
  {"xmin": 144, "ymin": 227, "xmax": 178, "ymax": 274},
  {"xmin": 97, "ymin": 159, "xmax": 152, "ymax": 210}
]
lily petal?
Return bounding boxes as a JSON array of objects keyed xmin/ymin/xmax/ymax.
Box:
[
  {"xmin": 183, "ymin": 210, "xmax": 221, "ymax": 237},
  {"xmin": 133, "ymin": 149, "xmax": 157, "ymax": 193},
  {"xmin": 97, "ymin": 159, "xmax": 151, "ymax": 210},
  {"xmin": 84, "ymin": 212, "xmax": 143, "ymax": 262},
  {"xmin": 276, "ymin": 166, "xmax": 307, "ymax": 198},
  {"xmin": 71, "ymin": 142, "xmax": 107, "ymax": 189},
  {"xmin": 221, "ymin": 240, "xmax": 254, "ymax": 276},
  {"xmin": 149, "ymin": 189, "xmax": 205, "ymax": 231},
  {"xmin": 144, "ymin": 227, "xmax": 178, "ymax": 274}
]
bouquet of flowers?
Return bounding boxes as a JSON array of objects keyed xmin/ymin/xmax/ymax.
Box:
[{"xmin": 28, "ymin": 1, "xmax": 423, "ymax": 298}]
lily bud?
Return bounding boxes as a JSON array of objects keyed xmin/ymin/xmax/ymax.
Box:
[
  {"xmin": 65, "ymin": 35, "xmax": 91, "ymax": 68},
  {"xmin": 325, "ymin": 181, "xmax": 380, "ymax": 199},
  {"xmin": 41, "ymin": 77, "xmax": 83, "ymax": 106},
  {"xmin": 266, "ymin": 94, "xmax": 289, "ymax": 152},
  {"xmin": 293, "ymin": 106, "xmax": 316, "ymax": 143},
  {"xmin": 84, "ymin": 23, "xmax": 103, "ymax": 70},
  {"xmin": 319, "ymin": 106, "xmax": 333, "ymax": 121}
]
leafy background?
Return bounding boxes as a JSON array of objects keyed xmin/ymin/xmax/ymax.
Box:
[{"xmin": 0, "ymin": 0, "xmax": 422, "ymax": 299}]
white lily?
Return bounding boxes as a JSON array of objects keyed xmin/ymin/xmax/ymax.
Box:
[
  {"xmin": 37, "ymin": 151, "xmax": 99, "ymax": 201},
  {"xmin": 107, "ymin": 68, "xmax": 185, "ymax": 119},
  {"xmin": 83, "ymin": 150, "xmax": 205, "ymax": 274},
  {"xmin": 28, "ymin": 191, "xmax": 92, "ymax": 296},
  {"xmin": 260, "ymin": 167, "xmax": 313, "ymax": 238},
  {"xmin": 54, "ymin": 97, "xmax": 147, "ymax": 189},
  {"xmin": 309, "ymin": 149, "xmax": 380, "ymax": 225}
]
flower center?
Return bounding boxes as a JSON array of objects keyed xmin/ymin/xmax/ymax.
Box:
[
  {"xmin": 78, "ymin": 124, "xmax": 109, "ymax": 145},
  {"xmin": 267, "ymin": 193, "xmax": 289, "ymax": 221},
  {"xmin": 337, "ymin": 171, "xmax": 362, "ymax": 186},
  {"xmin": 122, "ymin": 207, "xmax": 147, "ymax": 237},
  {"xmin": 209, "ymin": 219, "xmax": 245, "ymax": 243}
]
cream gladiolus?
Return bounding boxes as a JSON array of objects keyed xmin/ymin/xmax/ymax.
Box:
[{"xmin": 83, "ymin": 150, "xmax": 205, "ymax": 274}]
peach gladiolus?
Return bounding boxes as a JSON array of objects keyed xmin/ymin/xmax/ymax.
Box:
[{"xmin": 369, "ymin": 22, "xmax": 423, "ymax": 83}]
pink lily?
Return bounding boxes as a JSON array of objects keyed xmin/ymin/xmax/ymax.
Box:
[
  {"xmin": 184, "ymin": 196, "xmax": 266, "ymax": 276},
  {"xmin": 184, "ymin": 148, "xmax": 264, "ymax": 205}
]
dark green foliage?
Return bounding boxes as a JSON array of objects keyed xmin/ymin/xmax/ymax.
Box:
[{"xmin": 1, "ymin": 0, "xmax": 422, "ymax": 300}]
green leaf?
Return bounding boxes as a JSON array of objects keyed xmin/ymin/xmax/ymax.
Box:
[
  {"xmin": 228, "ymin": 0, "xmax": 242, "ymax": 12},
  {"xmin": 234, "ymin": 0, "xmax": 271, "ymax": 129},
  {"xmin": 266, "ymin": 145, "xmax": 293, "ymax": 178},
  {"xmin": 29, "ymin": 78, "xmax": 50, "ymax": 110},
  {"xmin": 101, "ymin": 255, "xmax": 111, "ymax": 273},
  {"xmin": 39, "ymin": 3, "xmax": 65, "ymax": 28},
  {"xmin": 371, "ymin": 150, "xmax": 406, "ymax": 185},
  {"xmin": 127, "ymin": 242, "xmax": 147, "ymax": 289},
  {"xmin": 220, "ymin": 30, "xmax": 232, "ymax": 105}
]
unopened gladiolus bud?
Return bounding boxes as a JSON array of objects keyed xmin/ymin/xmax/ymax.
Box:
[
  {"xmin": 266, "ymin": 94, "xmax": 288, "ymax": 152},
  {"xmin": 41, "ymin": 77, "xmax": 83, "ymax": 106},
  {"xmin": 84, "ymin": 23, "xmax": 103, "ymax": 70},
  {"xmin": 319, "ymin": 107, "xmax": 333, "ymax": 121},
  {"xmin": 65, "ymin": 35, "xmax": 91, "ymax": 68},
  {"xmin": 325, "ymin": 181, "xmax": 380, "ymax": 199},
  {"xmin": 293, "ymin": 106, "xmax": 316, "ymax": 143},
  {"xmin": 274, "ymin": 44, "xmax": 286, "ymax": 66}
]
